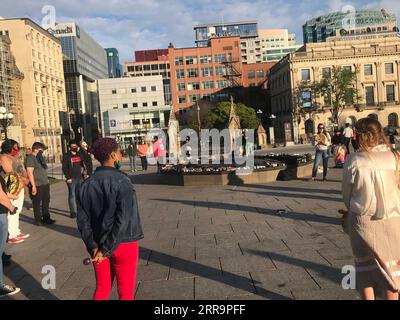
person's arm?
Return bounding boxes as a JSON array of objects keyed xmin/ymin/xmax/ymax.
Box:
[
  {"xmin": 26, "ymin": 157, "xmax": 37, "ymax": 195},
  {"xmin": 100, "ymin": 180, "xmax": 135, "ymax": 257},
  {"xmin": 342, "ymin": 161, "xmax": 355, "ymax": 210},
  {"xmin": 62, "ymin": 155, "xmax": 71, "ymax": 181},
  {"xmin": 0, "ymin": 181, "xmax": 16, "ymax": 212}
]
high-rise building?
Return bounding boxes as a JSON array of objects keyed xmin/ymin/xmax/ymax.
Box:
[
  {"xmin": 47, "ymin": 22, "xmax": 108, "ymax": 146},
  {"xmin": 0, "ymin": 18, "xmax": 67, "ymax": 161},
  {"xmin": 125, "ymin": 48, "xmax": 172, "ymax": 105},
  {"xmin": 97, "ymin": 76, "xmax": 169, "ymax": 145},
  {"xmin": 105, "ymin": 48, "xmax": 123, "ymax": 78},
  {"xmin": 303, "ymin": 9, "xmax": 398, "ymax": 44},
  {"xmin": 194, "ymin": 21, "xmax": 258, "ymax": 47}
]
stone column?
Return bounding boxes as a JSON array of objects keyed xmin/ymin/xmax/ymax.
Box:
[
  {"xmin": 375, "ymin": 62, "xmax": 383, "ymax": 106},
  {"xmin": 397, "ymin": 61, "xmax": 400, "ymax": 103}
]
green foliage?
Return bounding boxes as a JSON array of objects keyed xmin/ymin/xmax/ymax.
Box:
[{"xmin": 203, "ymin": 102, "xmax": 259, "ymax": 130}]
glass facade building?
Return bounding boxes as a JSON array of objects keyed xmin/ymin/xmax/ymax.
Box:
[
  {"xmin": 105, "ymin": 48, "xmax": 123, "ymax": 78},
  {"xmin": 303, "ymin": 10, "xmax": 398, "ymax": 43}
]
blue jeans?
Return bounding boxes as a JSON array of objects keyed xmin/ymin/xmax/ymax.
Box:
[
  {"xmin": 67, "ymin": 179, "xmax": 82, "ymax": 214},
  {"xmin": 0, "ymin": 214, "xmax": 8, "ymax": 288},
  {"xmin": 312, "ymin": 149, "xmax": 329, "ymax": 178},
  {"xmin": 129, "ymin": 156, "xmax": 136, "ymax": 172}
]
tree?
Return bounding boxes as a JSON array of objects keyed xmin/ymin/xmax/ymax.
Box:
[{"xmin": 202, "ymin": 101, "xmax": 259, "ymax": 130}]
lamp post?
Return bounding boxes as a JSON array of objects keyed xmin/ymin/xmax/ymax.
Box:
[
  {"xmin": 0, "ymin": 107, "xmax": 14, "ymax": 140},
  {"xmin": 257, "ymin": 109, "xmax": 263, "ymax": 123},
  {"xmin": 269, "ymin": 114, "xmax": 277, "ymax": 148}
]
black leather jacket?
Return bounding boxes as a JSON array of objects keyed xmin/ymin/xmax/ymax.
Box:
[{"xmin": 76, "ymin": 166, "xmax": 143, "ymax": 257}]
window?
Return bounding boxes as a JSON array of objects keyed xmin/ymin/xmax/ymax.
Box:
[
  {"xmin": 214, "ymin": 54, "xmax": 226, "ymax": 63},
  {"xmin": 201, "ymin": 67, "xmax": 213, "ymax": 77},
  {"xmin": 143, "ymin": 65, "xmax": 151, "ymax": 71},
  {"xmin": 132, "ymin": 119, "xmax": 140, "ymax": 125},
  {"xmin": 202, "ymin": 81, "xmax": 214, "ymax": 90},
  {"xmin": 135, "ymin": 65, "xmax": 142, "ymax": 71},
  {"xmin": 215, "ymin": 66, "xmax": 226, "ymax": 76},
  {"xmin": 343, "ymin": 66, "xmax": 352, "ymax": 72},
  {"xmin": 388, "ymin": 113, "xmax": 398, "ymax": 128},
  {"xmin": 387, "ymin": 84, "xmax": 395, "ymax": 102},
  {"xmin": 151, "ymin": 86, "xmax": 157, "ymax": 92},
  {"xmin": 365, "ymin": 86, "xmax": 375, "ymax": 106},
  {"xmin": 133, "ymin": 103, "xmax": 138, "ymax": 108},
  {"xmin": 123, "ymin": 104, "xmax": 128, "ymax": 109},
  {"xmin": 143, "ymin": 102, "xmax": 148, "ymax": 107},
  {"xmin": 176, "ymin": 69, "xmax": 185, "ymax": 79},
  {"xmin": 178, "ymin": 95, "xmax": 186, "ymax": 104},
  {"xmin": 302, "ymin": 91, "xmax": 312, "ymax": 108},
  {"xmin": 175, "ymin": 57, "xmax": 184, "ymax": 66},
  {"xmin": 112, "ymin": 89, "xmax": 117, "ymax": 94},
  {"xmin": 151, "ymin": 64, "xmax": 158, "ymax": 70},
  {"xmin": 187, "ymin": 68, "xmax": 199, "ymax": 78},
  {"xmin": 187, "ymin": 82, "xmax": 200, "ymax": 91},
  {"xmin": 248, "ymin": 71, "xmax": 255, "ymax": 79},
  {"xmin": 322, "ymin": 67, "xmax": 331, "ymax": 77},
  {"xmin": 131, "ymin": 88, "xmax": 136, "ymax": 93},
  {"xmin": 189, "ymin": 94, "xmax": 200, "ymax": 103},
  {"xmin": 200, "ymin": 55, "xmax": 212, "ymax": 64},
  {"xmin": 185, "ymin": 56, "xmax": 197, "ymax": 65},
  {"xmin": 301, "ymin": 69, "xmax": 310, "ymax": 81},
  {"xmin": 152, "ymin": 101, "xmax": 158, "ymax": 106},
  {"xmin": 385, "ymin": 63, "xmax": 394, "ymax": 75},
  {"xmin": 141, "ymin": 86, "xmax": 147, "ymax": 92},
  {"xmin": 364, "ymin": 64, "xmax": 373, "ymax": 76},
  {"xmin": 216, "ymin": 80, "xmax": 228, "ymax": 89},
  {"xmin": 177, "ymin": 83, "xmax": 186, "ymax": 91},
  {"xmin": 256, "ymin": 70, "xmax": 264, "ymax": 78}
]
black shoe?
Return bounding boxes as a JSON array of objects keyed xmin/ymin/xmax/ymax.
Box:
[
  {"xmin": 70, "ymin": 212, "xmax": 77, "ymax": 219},
  {"xmin": 2, "ymin": 259, "xmax": 11, "ymax": 267},
  {"xmin": 42, "ymin": 218, "xmax": 56, "ymax": 225},
  {"xmin": 35, "ymin": 220, "xmax": 44, "ymax": 226},
  {"xmin": 0, "ymin": 285, "xmax": 21, "ymax": 298}
]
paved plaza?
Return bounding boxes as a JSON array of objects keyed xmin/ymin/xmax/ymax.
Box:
[{"xmin": 1, "ymin": 158, "xmax": 360, "ymax": 300}]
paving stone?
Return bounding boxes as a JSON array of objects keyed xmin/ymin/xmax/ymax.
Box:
[
  {"xmin": 220, "ymin": 255, "xmax": 276, "ymax": 273},
  {"xmin": 136, "ymin": 278, "xmax": 194, "ymax": 300}
]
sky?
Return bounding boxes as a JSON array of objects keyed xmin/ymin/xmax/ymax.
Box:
[{"xmin": 1, "ymin": 0, "xmax": 399, "ymax": 63}]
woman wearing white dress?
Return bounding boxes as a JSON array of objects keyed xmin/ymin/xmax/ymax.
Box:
[{"xmin": 342, "ymin": 117, "xmax": 400, "ymax": 300}]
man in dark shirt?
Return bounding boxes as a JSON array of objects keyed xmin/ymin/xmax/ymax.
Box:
[{"xmin": 62, "ymin": 141, "xmax": 86, "ymax": 219}]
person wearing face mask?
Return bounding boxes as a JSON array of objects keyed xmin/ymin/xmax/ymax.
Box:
[
  {"xmin": 62, "ymin": 141, "xmax": 87, "ymax": 219},
  {"xmin": 76, "ymin": 138, "xmax": 143, "ymax": 300},
  {"xmin": 26, "ymin": 142, "xmax": 55, "ymax": 226}
]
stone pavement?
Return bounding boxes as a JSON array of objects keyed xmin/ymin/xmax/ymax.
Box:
[{"xmin": 1, "ymin": 160, "xmax": 360, "ymax": 300}]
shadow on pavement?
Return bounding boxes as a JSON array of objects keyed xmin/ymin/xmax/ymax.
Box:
[{"xmin": 243, "ymin": 184, "xmax": 342, "ymax": 196}]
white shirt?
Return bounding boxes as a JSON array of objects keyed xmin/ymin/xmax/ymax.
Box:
[
  {"xmin": 343, "ymin": 127, "xmax": 353, "ymax": 138},
  {"xmin": 342, "ymin": 145, "xmax": 400, "ymax": 220}
]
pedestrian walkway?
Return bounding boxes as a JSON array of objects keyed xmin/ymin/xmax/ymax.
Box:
[{"xmin": 1, "ymin": 165, "xmax": 359, "ymax": 300}]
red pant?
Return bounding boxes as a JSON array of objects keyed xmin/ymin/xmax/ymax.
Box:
[{"xmin": 92, "ymin": 242, "xmax": 139, "ymax": 300}]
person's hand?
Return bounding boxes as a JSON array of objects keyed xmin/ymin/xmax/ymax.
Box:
[
  {"xmin": 91, "ymin": 249, "xmax": 105, "ymax": 264},
  {"xmin": 23, "ymin": 177, "xmax": 29, "ymax": 185},
  {"xmin": 66, "ymin": 179, "xmax": 72, "ymax": 184},
  {"xmin": 31, "ymin": 185, "xmax": 37, "ymax": 195},
  {"xmin": 9, "ymin": 206, "xmax": 17, "ymax": 215}
]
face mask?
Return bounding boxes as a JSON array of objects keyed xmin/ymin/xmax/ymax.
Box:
[
  {"xmin": 71, "ymin": 147, "xmax": 78, "ymax": 152},
  {"xmin": 11, "ymin": 149, "xmax": 19, "ymax": 156},
  {"xmin": 114, "ymin": 160, "xmax": 121, "ymax": 170}
]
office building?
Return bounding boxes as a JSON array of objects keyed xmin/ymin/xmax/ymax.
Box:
[
  {"xmin": 105, "ymin": 48, "xmax": 123, "ymax": 78},
  {"xmin": 268, "ymin": 31, "xmax": 400, "ymax": 144},
  {"xmin": 48, "ymin": 22, "xmax": 108, "ymax": 146},
  {"xmin": 0, "ymin": 18, "xmax": 67, "ymax": 161},
  {"xmin": 303, "ymin": 9, "xmax": 398, "ymax": 44}
]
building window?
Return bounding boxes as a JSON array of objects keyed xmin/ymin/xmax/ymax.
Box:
[
  {"xmin": 143, "ymin": 102, "xmax": 148, "ymax": 107},
  {"xmin": 185, "ymin": 56, "xmax": 198, "ymax": 65},
  {"xmin": 187, "ymin": 68, "xmax": 199, "ymax": 78},
  {"xmin": 112, "ymin": 89, "xmax": 117, "ymax": 94},
  {"xmin": 151, "ymin": 64, "xmax": 158, "ymax": 70},
  {"xmin": 201, "ymin": 67, "xmax": 213, "ymax": 77},
  {"xmin": 189, "ymin": 94, "xmax": 200, "ymax": 103},
  {"xmin": 388, "ymin": 113, "xmax": 398, "ymax": 128},
  {"xmin": 143, "ymin": 65, "xmax": 151, "ymax": 71},
  {"xmin": 202, "ymin": 81, "xmax": 214, "ymax": 90},
  {"xmin": 387, "ymin": 84, "xmax": 395, "ymax": 102},
  {"xmin": 178, "ymin": 95, "xmax": 186, "ymax": 104},
  {"xmin": 177, "ymin": 83, "xmax": 186, "ymax": 91},
  {"xmin": 200, "ymin": 55, "xmax": 212, "ymax": 64},
  {"xmin": 301, "ymin": 69, "xmax": 310, "ymax": 81},
  {"xmin": 151, "ymin": 86, "xmax": 157, "ymax": 92},
  {"xmin": 176, "ymin": 69, "xmax": 185, "ymax": 79},
  {"xmin": 343, "ymin": 66, "xmax": 352, "ymax": 72},
  {"xmin": 322, "ymin": 67, "xmax": 331, "ymax": 77},
  {"xmin": 216, "ymin": 80, "xmax": 228, "ymax": 89},
  {"xmin": 187, "ymin": 82, "xmax": 200, "ymax": 91},
  {"xmin": 123, "ymin": 104, "xmax": 128, "ymax": 109},
  {"xmin": 364, "ymin": 64, "xmax": 373, "ymax": 76},
  {"xmin": 365, "ymin": 86, "xmax": 375, "ymax": 106},
  {"xmin": 131, "ymin": 88, "xmax": 136, "ymax": 93},
  {"xmin": 248, "ymin": 71, "xmax": 255, "ymax": 79},
  {"xmin": 215, "ymin": 66, "xmax": 226, "ymax": 76},
  {"xmin": 214, "ymin": 54, "xmax": 227, "ymax": 63},
  {"xmin": 256, "ymin": 70, "xmax": 264, "ymax": 78},
  {"xmin": 152, "ymin": 101, "xmax": 158, "ymax": 106},
  {"xmin": 175, "ymin": 57, "xmax": 184, "ymax": 66},
  {"xmin": 133, "ymin": 103, "xmax": 138, "ymax": 108},
  {"xmin": 141, "ymin": 86, "xmax": 147, "ymax": 92},
  {"xmin": 385, "ymin": 63, "xmax": 394, "ymax": 75}
]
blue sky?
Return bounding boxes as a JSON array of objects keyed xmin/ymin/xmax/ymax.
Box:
[{"xmin": 1, "ymin": 0, "xmax": 399, "ymax": 62}]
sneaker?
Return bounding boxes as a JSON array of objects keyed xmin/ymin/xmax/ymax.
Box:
[
  {"xmin": 42, "ymin": 218, "xmax": 56, "ymax": 225},
  {"xmin": 8, "ymin": 237, "xmax": 24, "ymax": 244},
  {"xmin": 0, "ymin": 285, "xmax": 21, "ymax": 298},
  {"xmin": 17, "ymin": 233, "xmax": 30, "ymax": 240},
  {"xmin": 35, "ymin": 220, "xmax": 44, "ymax": 227}
]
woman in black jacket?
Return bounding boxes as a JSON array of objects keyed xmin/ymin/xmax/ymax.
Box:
[{"xmin": 76, "ymin": 138, "xmax": 143, "ymax": 300}]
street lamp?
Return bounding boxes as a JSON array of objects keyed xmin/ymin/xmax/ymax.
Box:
[
  {"xmin": 0, "ymin": 107, "xmax": 14, "ymax": 140},
  {"xmin": 257, "ymin": 109, "xmax": 263, "ymax": 123},
  {"xmin": 269, "ymin": 114, "xmax": 277, "ymax": 148}
]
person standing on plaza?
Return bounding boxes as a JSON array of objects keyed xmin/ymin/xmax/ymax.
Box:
[
  {"xmin": 310, "ymin": 123, "xmax": 331, "ymax": 181},
  {"xmin": 342, "ymin": 117, "xmax": 400, "ymax": 300},
  {"xmin": 152, "ymin": 136, "xmax": 166, "ymax": 173},
  {"xmin": 26, "ymin": 142, "xmax": 55, "ymax": 226},
  {"xmin": 79, "ymin": 141, "xmax": 93, "ymax": 178},
  {"xmin": 137, "ymin": 140, "xmax": 148, "ymax": 171},
  {"xmin": 343, "ymin": 123, "xmax": 354, "ymax": 154},
  {"xmin": 1, "ymin": 139, "xmax": 30, "ymax": 244},
  {"xmin": 62, "ymin": 141, "xmax": 87, "ymax": 219},
  {"xmin": 76, "ymin": 138, "xmax": 143, "ymax": 300},
  {"xmin": 127, "ymin": 141, "xmax": 137, "ymax": 173},
  {"xmin": 0, "ymin": 155, "xmax": 19, "ymax": 298}
]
